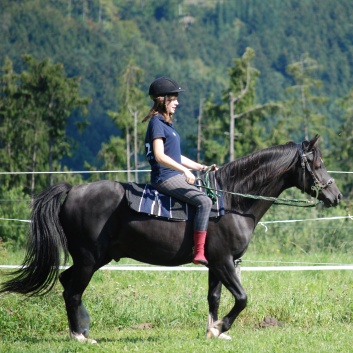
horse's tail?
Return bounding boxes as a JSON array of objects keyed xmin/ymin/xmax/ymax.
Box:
[{"xmin": 0, "ymin": 182, "xmax": 73, "ymax": 296}]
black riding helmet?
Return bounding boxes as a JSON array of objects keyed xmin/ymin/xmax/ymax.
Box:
[{"xmin": 149, "ymin": 77, "xmax": 185, "ymax": 98}]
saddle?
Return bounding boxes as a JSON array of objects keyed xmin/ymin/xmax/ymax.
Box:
[{"xmin": 125, "ymin": 174, "xmax": 225, "ymax": 221}]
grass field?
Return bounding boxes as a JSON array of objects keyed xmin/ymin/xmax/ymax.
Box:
[{"xmin": 1, "ymin": 252, "xmax": 353, "ymax": 353}]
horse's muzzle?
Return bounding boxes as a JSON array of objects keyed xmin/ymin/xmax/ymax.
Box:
[{"xmin": 320, "ymin": 186, "xmax": 342, "ymax": 207}]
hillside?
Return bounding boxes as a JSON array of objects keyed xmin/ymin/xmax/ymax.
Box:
[{"xmin": 1, "ymin": 0, "xmax": 352, "ymax": 169}]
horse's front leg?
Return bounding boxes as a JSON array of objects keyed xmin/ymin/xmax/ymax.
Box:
[
  {"xmin": 207, "ymin": 271, "xmax": 222, "ymax": 331},
  {"xmin": 207, "ymin": 271, "xmax": 232, "ymax": 340},
  {"xmin": 206, "ymin": 261, "xmax": 247, "ymax": 339}
]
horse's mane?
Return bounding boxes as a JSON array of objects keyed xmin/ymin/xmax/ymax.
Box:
[{"xmin": 217, "ymin": 141, "xmax": 299, "ymax": 209}]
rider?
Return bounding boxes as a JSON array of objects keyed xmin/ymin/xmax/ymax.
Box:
[{"xmin": 143, "ymin": 76, "xmax": 214, "ymax": 266}]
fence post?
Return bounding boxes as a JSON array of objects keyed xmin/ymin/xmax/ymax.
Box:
[{"xmin": 234, "ymin": 258, "xmax": 242, "ymax": 283}]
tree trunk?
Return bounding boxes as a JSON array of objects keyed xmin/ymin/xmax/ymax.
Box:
[
  {"xmin": 126, "ymin": 129, "xmax": 131, "ymax": 182},
  {"xmin": 98, "ymin": 0, "xmax": 102, "ymax": 23},
  {"xmin": 133, "ymin": 111, "xmax": 139, "ymax": 182},
  {"xmin": 49, "ymin": 138, "xmax": 53, "ymax": 186},
  {"xmin": 197, "ymin": 98, "xmax": 204, "ymax": 164},
  {"xmin": 31, "ymin": 130, "xmax": 38, "ymax": 194},
  {"xmin": 229, "ymin": 92, "xmax": 235, "ymax": 162},
  {"xmin": 301, "ymin": 85, "xmax": 309, "ymax": 141},
  {"xmin": 67, "ymin": 0, "xmax": 71, "ymax": 18}
]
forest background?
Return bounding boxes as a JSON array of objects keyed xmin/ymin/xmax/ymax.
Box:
[{"xmin": 0, "ymin": 0, "xmax": 353, "ymax": 249}]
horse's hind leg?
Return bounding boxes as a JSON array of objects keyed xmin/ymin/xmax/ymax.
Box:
[{"xmin": 59, "ymin": 264, "xmax": 97, "ymax": 343}]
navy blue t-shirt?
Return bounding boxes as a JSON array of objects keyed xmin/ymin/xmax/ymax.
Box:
[{"xmin": 145, "ymin": 115, "xmax": 182, "ymax": 184}]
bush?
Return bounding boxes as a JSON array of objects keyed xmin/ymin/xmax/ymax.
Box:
[
  {"xmin": 250, "ymin": 189, "xmax": 353, "ymax": 255},
  {"xmin": 0, "ymin": 186, "xmax": 31, "ymax": 250}
]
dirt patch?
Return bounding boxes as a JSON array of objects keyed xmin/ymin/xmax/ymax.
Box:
[
  {"xmin": 131, "ymin": 322, "xmax": 153, "ymax": 330},
  {"xmin": 255, "ymin": 317, "xmax": 283, "ymax": 328}
]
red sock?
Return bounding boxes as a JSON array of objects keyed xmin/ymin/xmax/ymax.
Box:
[{"xmin": 193, "ymin": 230, "xmax": 208, "ymax": 266}]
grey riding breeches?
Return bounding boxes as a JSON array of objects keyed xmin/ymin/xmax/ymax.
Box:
[{"xmin": 152, "ymin": 173, "xmax": 212, "ymax": 231}]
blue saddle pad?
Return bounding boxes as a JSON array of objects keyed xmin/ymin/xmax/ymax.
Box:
[
  {"xmin": 125, "ymin": 176, "xmax": 224, "ymax": 221},
  {"xmin": 126, "ymin": 183, "xmax": 188, "ymax": 221}
]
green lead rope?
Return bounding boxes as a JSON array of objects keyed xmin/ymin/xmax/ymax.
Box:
[
  {"xmin": 197, "ymin": 168, "xmax": 319, "ymax": 208},
  {"xmin": 196, "ymin": 167, "xmax": 220, "ymax": 204}
]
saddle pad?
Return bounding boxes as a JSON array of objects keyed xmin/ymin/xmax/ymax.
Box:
[
  {"xmin": 126, "ymin": 183, "xmax": 188, "ymax": 221},
  {"xmin": 126, "ymin": 174, "xmax": 225, "ymax": 221}
]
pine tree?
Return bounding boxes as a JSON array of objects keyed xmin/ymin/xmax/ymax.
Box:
[
  {"xmin": 283, "ymin": 53, "xmax": 329, "ymax": 142},
  {"xmin": 331, "ymin": 89, "xmax": 353, "ymax": 198},
  {"xmin": 0, "ymin": 57, "xmax": 26, "ymax": 188},
  {"xmin": 0, "ymin": 55, "xmax": 89, "ymax": 193},
  {"xmin": 101, "ymin": 61, "xmax": 147, "ymax": 182},
  {"xmin": 202, "ymin": 48, "xmax": 280, "ymax": 165}
]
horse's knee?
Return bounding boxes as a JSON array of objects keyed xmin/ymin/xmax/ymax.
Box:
[
  {"xmin": 237, "ymin": 293, "xmax": 247, "ymax": 311},
  {"xmin": 208, "ymin": 290, "xmax": 221, "ymax": 306}
]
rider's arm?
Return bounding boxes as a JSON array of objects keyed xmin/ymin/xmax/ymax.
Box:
[
  {"xmin": 181, "ymin": 155, "xmax": 206, "ymax": 172},
  {"xmin": 153, "ymin": 138, "xmax": 196, "ymax": 184}
]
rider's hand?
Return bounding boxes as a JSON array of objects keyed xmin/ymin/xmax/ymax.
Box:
[
  {"xmin": 200, "ymin": 164, "xmax": 218, "ymax": 173},
  {"xmin": 184, "ymin": 169, "xmax": 196, "ymax": 184}
]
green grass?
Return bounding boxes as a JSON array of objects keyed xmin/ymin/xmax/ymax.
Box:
[{"xmin": 1, "ymin": 257, "xmax": 353, "ymax": 353}]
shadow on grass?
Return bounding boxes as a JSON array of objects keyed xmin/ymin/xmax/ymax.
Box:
[{"xmin": 97, "ymin": 335, "xmax": 161, "ymax": 344}]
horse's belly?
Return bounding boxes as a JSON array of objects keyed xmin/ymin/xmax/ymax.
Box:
[{"xmin": 109, "ymin": 218, "xmax": 194, "ymax": 266}]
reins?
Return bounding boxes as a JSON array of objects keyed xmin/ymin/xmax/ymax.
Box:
[
  {"xmin": 197, "ymin": 173, "xmax": 318, "ymax": 207},
  {"xmin": 196, "ymin": 142, "xmax": 333, "ymax": 208},
  {"xmin": 196, "ymin": 167, "xmax": 220, "ymax": 204}
]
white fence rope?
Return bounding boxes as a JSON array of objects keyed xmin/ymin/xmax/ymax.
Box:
[
  {"xmin": 0, "ymin": 169, "xmax": 151, "ymax": 175},
  {"xmin": 0, "ymin": 218, "xmax": 31, "ymax": 223},
  {"xmin": 1, "ymin": 264, "xmax": 353, "ymax": 271},
  {"xmin": 0, "ymin": 214, "xmax": 352, "ymax": 271},
  {"xmin": 259, "ymin": 215, "xmax": 353, "ymax": 231},
  {"xmin": 0, "ymin": 169, "xmax": 352, "ymax": 271},
  {"xmin": 0, "ymin": 170, "xmax": 351, "ymax": 175},
  {"xmin": 0, "ymin": 215, "xmax": 352, "ymax": 225}
]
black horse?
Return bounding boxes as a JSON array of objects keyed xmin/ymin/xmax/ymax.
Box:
[{"xmin": 0, "ymin": 136, "xmax": 342, "ymax": 342}]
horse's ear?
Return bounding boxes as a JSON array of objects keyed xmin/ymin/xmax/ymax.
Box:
[{"xmin": 306, "ymin": 134, "xmax": 320, "ymax": 151}]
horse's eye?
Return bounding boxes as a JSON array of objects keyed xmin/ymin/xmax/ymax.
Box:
[{"xmin": 314, "ymin": 160, "xmax": 322, "ymax": 169}]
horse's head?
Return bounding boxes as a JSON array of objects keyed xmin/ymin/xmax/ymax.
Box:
[{"xmin": 297, "ymin": 134, "xmax": 342, "ymax": 207}]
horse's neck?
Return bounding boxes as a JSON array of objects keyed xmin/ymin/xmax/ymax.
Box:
[{"xmin": 223, "ymin": 152, "xmax": 292, "ymax": 217}]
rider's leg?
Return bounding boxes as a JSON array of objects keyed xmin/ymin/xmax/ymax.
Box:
[
  {"xmin": 152, "ymin": 174, "xmax": 212, "ymax": 265},
  {"xmin": 193, "ymin": 230, "xmax": 208, "ymax": 265}
]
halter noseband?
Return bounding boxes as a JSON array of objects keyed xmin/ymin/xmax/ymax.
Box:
[{"xmin": 296, "ymin": 142, "xmax": 335, "ymax": 196}]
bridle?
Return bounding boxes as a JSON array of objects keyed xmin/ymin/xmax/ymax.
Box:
[
  {"xmin": 194, "ymin": 141, "xmax": 335, "ymax": 208},
  {"xmin": 296, "ymin": 142, "xmax": 335, "ymax": 197}
]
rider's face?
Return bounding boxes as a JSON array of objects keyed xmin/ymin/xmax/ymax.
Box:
[{"xmin": 166, "ymin": 96, "xmax": 179, "ymax": 114}]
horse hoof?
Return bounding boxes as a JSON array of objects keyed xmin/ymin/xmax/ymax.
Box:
[
  {"xmin": 206, "ymin": 326, "xmax": 220, "ymax": 339},
  {"xmin": 206, "ymin": 328, "xmax": 232, "ymax": 340},
  {"xmin": 70, "ymin": 332, "xmax": 97, "ymax": 344},
  {"xmin": 219, "ymin": 333, "xmax": 232, "ymax": 340},
  {"xmin": 206, "ymin": 320, "xmax": 226, "ymax": 339}
]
